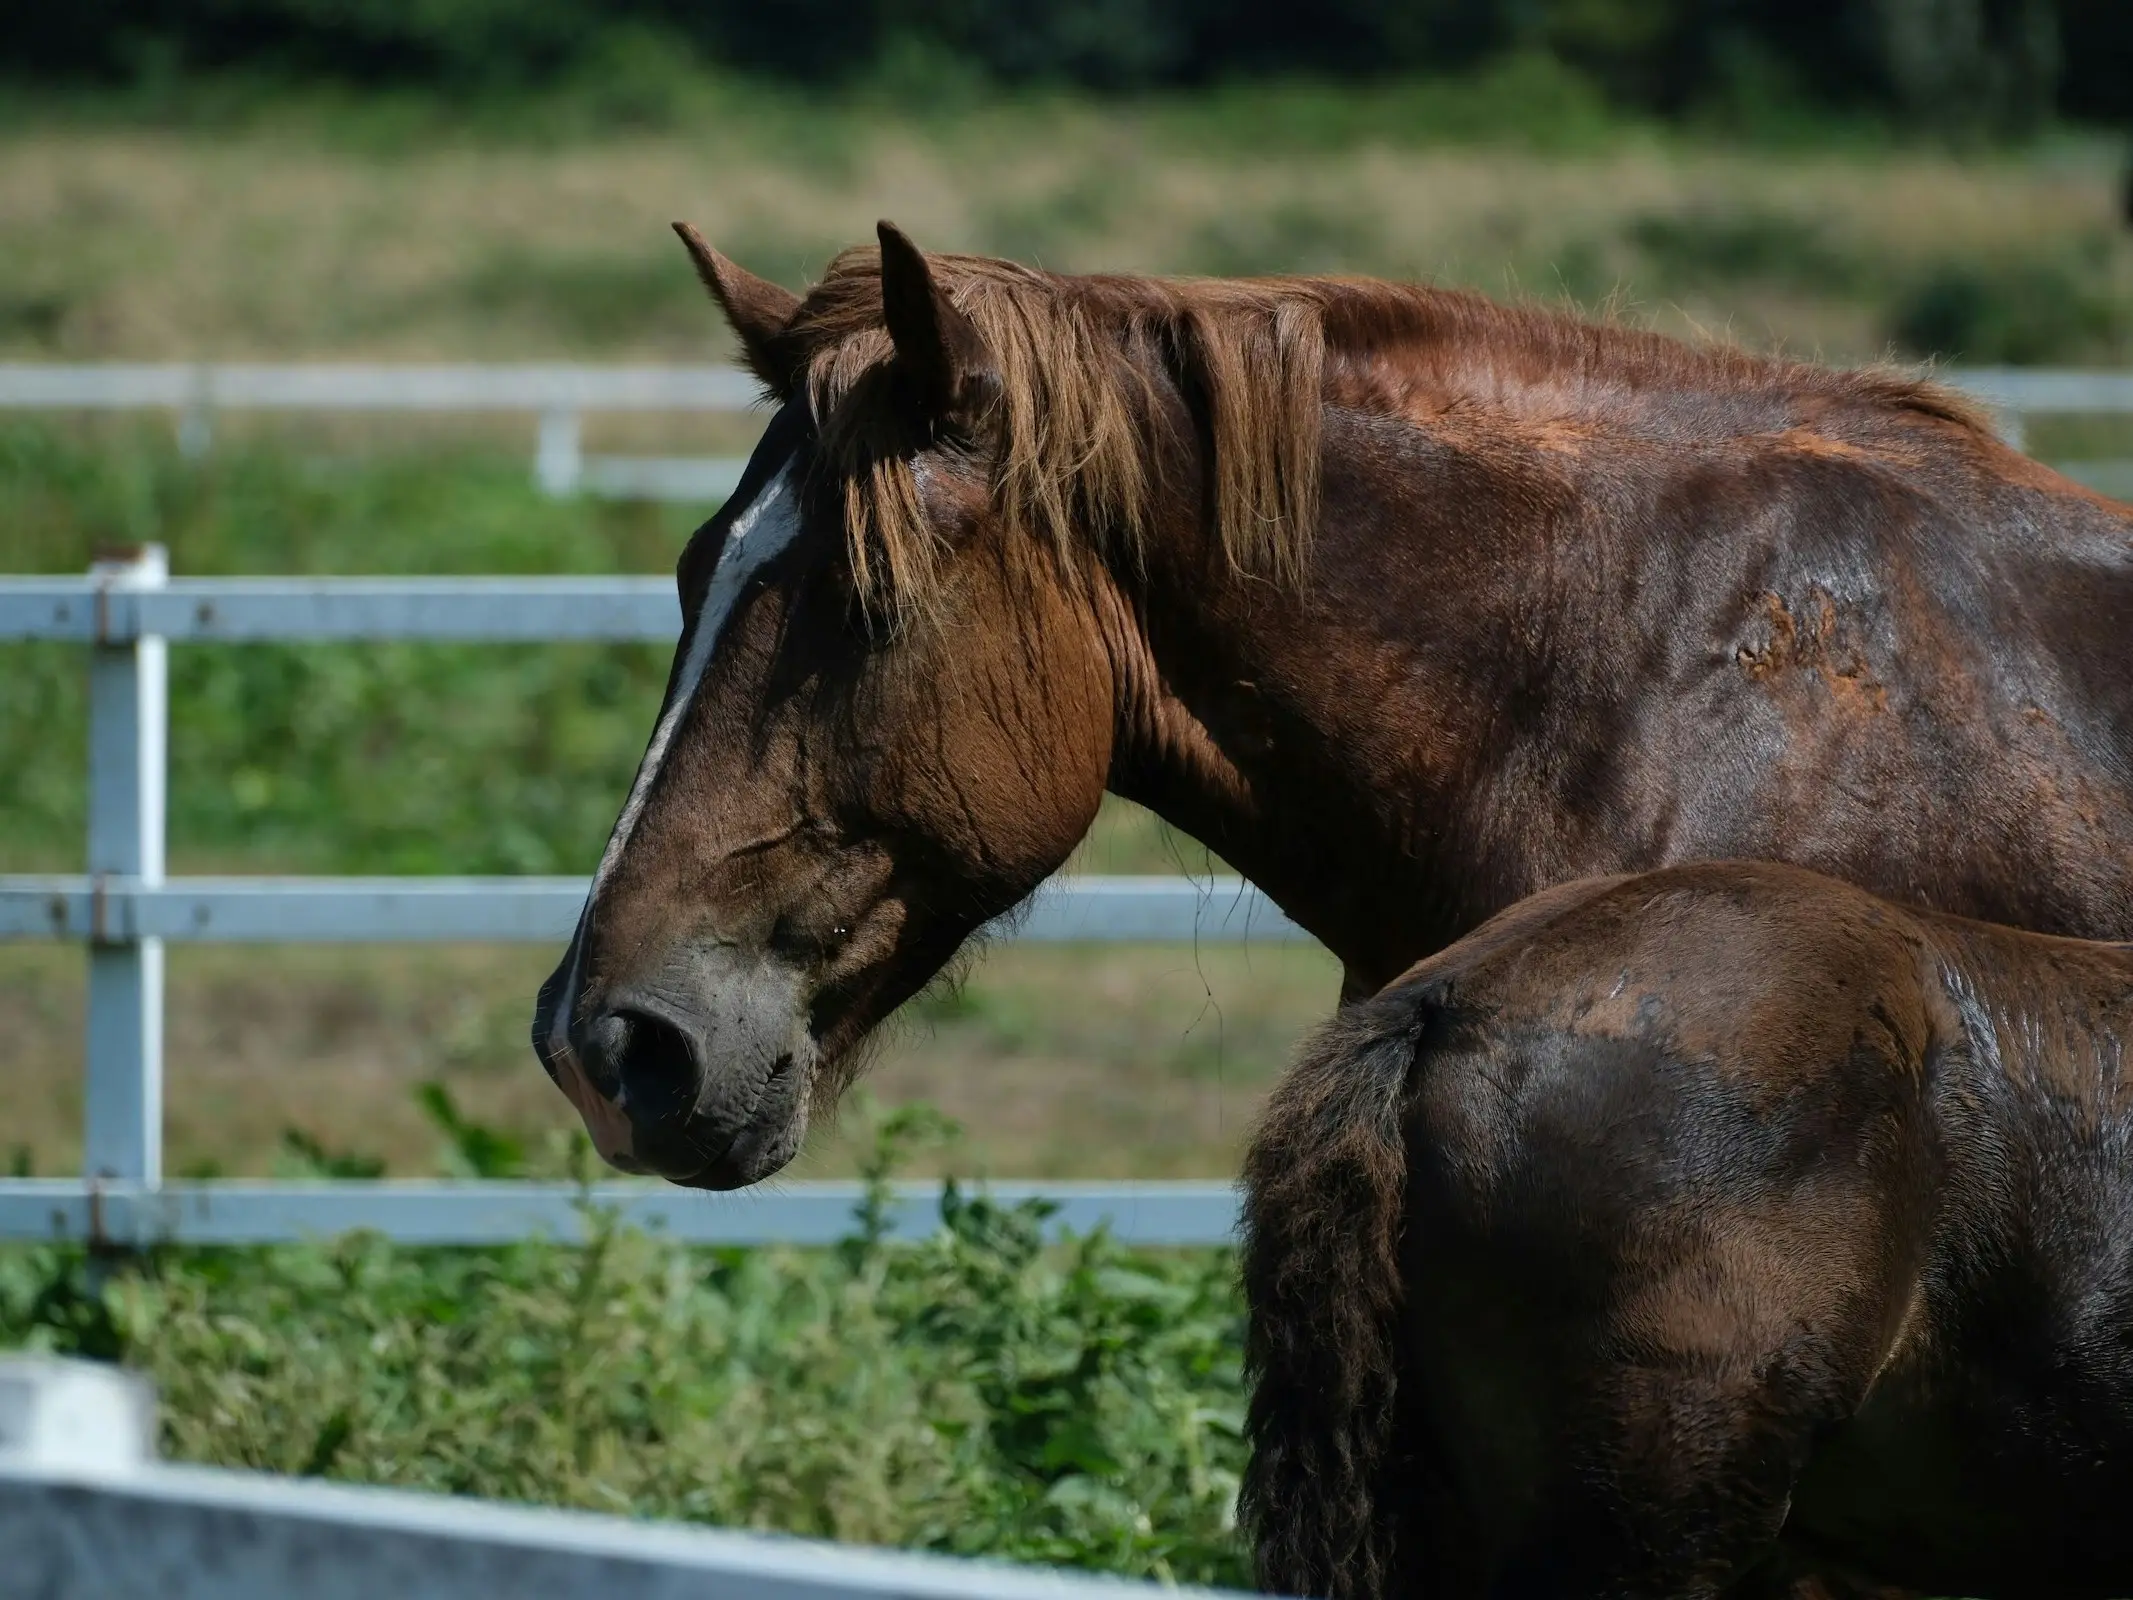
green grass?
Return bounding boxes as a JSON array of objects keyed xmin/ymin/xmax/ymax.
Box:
[
  {"xmin": 0, "ymin": 1112, "xmax": 1252, "ymax": 1585},
  {"xmin": 1, "ymin": 417, "xmax": 677, "ymax": 875}
]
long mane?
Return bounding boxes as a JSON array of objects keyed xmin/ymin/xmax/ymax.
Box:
[{"xmin": 773, "ymin": 248, "xmax": 1993, "ymax": 614}]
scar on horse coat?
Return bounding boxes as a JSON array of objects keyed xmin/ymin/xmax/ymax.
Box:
[{"xmin": 1242, "ymin": 858, "xmax": 2133, "ymax": 1600}]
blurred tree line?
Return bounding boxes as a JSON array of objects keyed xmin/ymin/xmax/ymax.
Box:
[{"xmin": 7, "ymin": 0, "xmax": 2129, "ymax": 133}]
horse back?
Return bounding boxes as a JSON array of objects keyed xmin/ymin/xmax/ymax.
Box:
[
  {"xmin": 1786, "ymin": 917, "xmax": 2133, "ymax": 1595},
  {"xmin": 1318, "ymin": 393, "xmax": 2133, "ymax": 952},
  {"xmin": 1614, "ymin": 418, "xmax": 2133, "ymax": 938}
]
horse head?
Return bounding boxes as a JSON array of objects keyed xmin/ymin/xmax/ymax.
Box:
[{"xmin": 531, "ymin": 223, "xmax": 1145, "ymax": 1187}]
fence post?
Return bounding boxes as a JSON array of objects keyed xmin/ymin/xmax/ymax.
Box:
[
  {"xmin": 535, "ymin": 408, "xmax": 582, "ymax": 496},
  {"xmin": 83, "ymin": 545, "xmax": 168, "ymax": 1187},
  {"xmin": 176, "ymin": 363, "xmax": 213, "ymax": 461},
  {"xmin": 0, "ymin": 1356, "xmax": 154, "ymax": 1473}
]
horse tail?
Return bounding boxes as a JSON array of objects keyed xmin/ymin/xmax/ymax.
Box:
[{"xmin": 1239, "ymin": 977, "xmax": 1439, "ymax": 1599}]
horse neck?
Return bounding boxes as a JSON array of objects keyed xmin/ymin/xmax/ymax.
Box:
[{"xmin": 1105, "ymin": 404, "xmax": 1545, "ymax": 993}]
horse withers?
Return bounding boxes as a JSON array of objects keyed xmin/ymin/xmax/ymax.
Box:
[
  {"xmin": 1242, "ymin": 859, "xmax": 2133, "ymax": 1600},
  {"xmin": 533, "ymin": 221, "xmax": 2132, "ymax": 1190}
]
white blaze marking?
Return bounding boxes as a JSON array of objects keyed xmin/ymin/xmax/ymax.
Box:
[
  {"xmin": 594, "ymin": 460, "xmax": 804, "ymax": 891},
  {"xmin": 548, "ymin": 459, "xmax": 803, "ymax": 1064}
]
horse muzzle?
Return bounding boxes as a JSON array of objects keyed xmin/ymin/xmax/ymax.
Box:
[{"xmin": 533, "ymin": 942, "xmax": 813, "ymax": 1189}]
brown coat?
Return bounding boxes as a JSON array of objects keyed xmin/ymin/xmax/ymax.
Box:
[{"xmin": 1244, "ymin": 859, "xmax": 2133, "ymax": 1598}]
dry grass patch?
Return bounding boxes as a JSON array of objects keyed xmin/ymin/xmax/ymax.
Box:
[
  {"xmin": 4, "ymin": 119, "xmax": 2126, "ymax": 363},
  {"xmin": 0, "ymin": 910, "xmax": 1335, "ymax": 1182}
]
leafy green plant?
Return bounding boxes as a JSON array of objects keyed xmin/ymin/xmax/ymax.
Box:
[
  {"xmin": 0, "ymin": 1117, "xmax": 1251, "ymax": 1583},
  {"xmin": 846, "ymin": 1096, "xmax": 965, "ymax": 1257},
  {"xmin": 277, "ymin": 1128, "xmax": 388, "ymax": 1180},
  {"xmin": 1886, "ymin": 251, "xmax": 2129, "ymax": 364},
  {"xmin": 415, "ymin": 1081, "xmax": 526, "ymax": 1178}
]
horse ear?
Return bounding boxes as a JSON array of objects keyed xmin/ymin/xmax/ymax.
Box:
[
  {"xmin": 672, "ymin": 222, "xmax": 803, "ymax": 395},
  {"xmin": 876, "ymin": 220, "xmax": 992, "ymax": 417}
]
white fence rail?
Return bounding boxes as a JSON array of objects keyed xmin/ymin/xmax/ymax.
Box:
[
  {"xmin": 0, "ymin": 551, "xmax": 1297, "ymax": 1246},
  {"xmin": 0, "ymin": 874, "xmax": 1296, "ymax": 947},
  {"xmin": 0, "ymin": 1356, "xmax": 1260, "ymax": 1599},
  {"xmin": 2, "ymin": 360, "xmax": 2126, "ymax": 1247},
  {"xmin": 6, "ymin": 360, "xmax": 2133, "ymax": 499},
  {"xmin": 0, "ymin": 1178, "xmax": 1243, "ymax": 1249},
  {"xmin": 0, "ymin": 361, "xmax": 762, "ymax": 498}
]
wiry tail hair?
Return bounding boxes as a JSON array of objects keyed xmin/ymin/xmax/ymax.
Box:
[{"xmin": 1239, "ymin": 981, "xmax": 1438, "ymax": 1599}]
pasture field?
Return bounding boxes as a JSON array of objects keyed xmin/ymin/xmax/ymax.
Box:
[
  {"xmin": 0, "ymin": 939, "xmax": 1335, "ymax": 1182},
  {"xmin": 1, "ymin": 88, "xmax": 2129, "ymax": 369},
  {"xmin": 0, "ymin": 95, "xmax": 2124, "ymax": 1591},
  {"xmin": 2, "ymin": 96, "xmax": 2130, "ymax": 1181},
  {"xmin": 0, "ymin": 1121, "xmax": 1253, "ymax": 1586}
]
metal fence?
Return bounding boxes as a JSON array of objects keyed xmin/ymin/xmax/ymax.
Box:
[
  {"xmin": 0, "ymin": 361, "xmax": 761, "ymax": 499},
  {"xmin": 3, "ymin": 360, "xmax": 2128, "ymax": 1248},
  {"xmin": 0, "ymin": 1355, "xmax": 1260, "ymax": 1599},
  {"xmin": 0, "ymin": 548, "xmax": 1298, "ymax": 1247},
  {"xmin": 6, "ymin": 360, "xmax": 2133, "ymax": 501}
]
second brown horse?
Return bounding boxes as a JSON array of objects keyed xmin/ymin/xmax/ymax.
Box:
[{"xmin": 1244, "ymin": 859, "xmax": 2133, "ymax": 1599}]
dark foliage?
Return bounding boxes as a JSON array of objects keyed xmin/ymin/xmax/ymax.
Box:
[
  {"xmin": 4, "ymin": 0, "xmax": 2129, "ymax": 130},
  {"xmin": 1887, "ymin": 251, "xmax": 2130, "ymax": 363}
]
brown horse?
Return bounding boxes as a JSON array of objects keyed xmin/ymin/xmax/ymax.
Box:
[
  {"xmin": 531, "ymin": 221, "xmax": 2133, "ymax": 1190},
  {"xmin": 1241, "ymin": 858, "xmax": 2133, "ymax": 1600}
]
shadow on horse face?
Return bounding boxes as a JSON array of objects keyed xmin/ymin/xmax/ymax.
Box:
[{"xmin": 532, "ymin": 232, "xmax": 1116, "ymax": 1188}]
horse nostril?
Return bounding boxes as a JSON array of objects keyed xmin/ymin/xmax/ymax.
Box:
[
  {"xmin": 573, "ymin": 1009, "xmax": 632, "ymax": 1097},
  {"xmin": 612, "ymin": 1008, "xmax": 702, "ymax": 1125}
]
